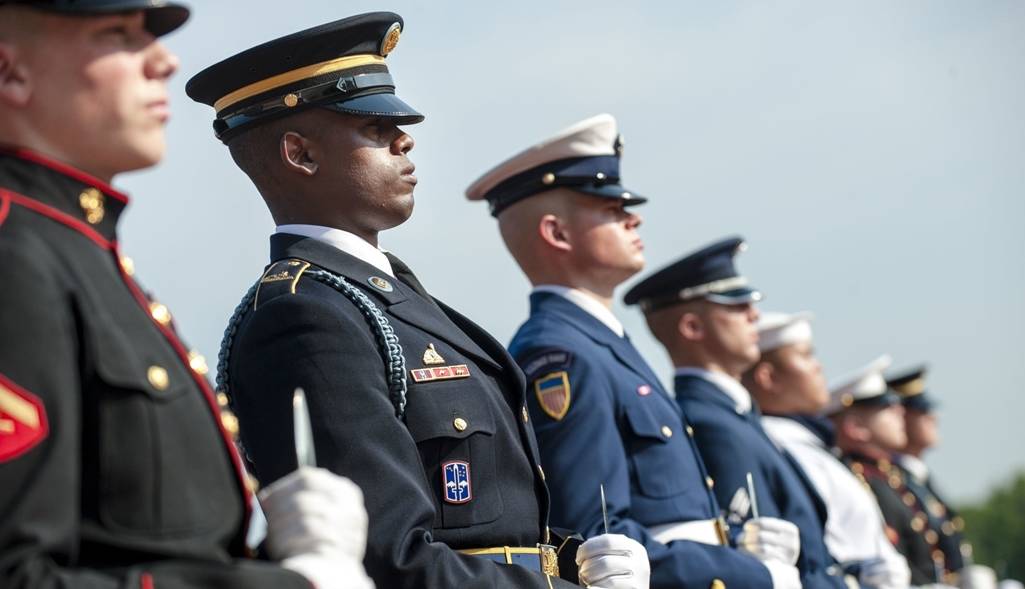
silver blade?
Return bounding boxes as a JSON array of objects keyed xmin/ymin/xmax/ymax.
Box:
[
  {"xmin": 293, "ymin": 388, "xmax": 317, "ymax": 468},
  {"xmin": 600, "ymin": 484, "xmax": 609, "ymax": 534},
  {"xmin": 746, "ymin": 472, "xmax": 760, "ymax": 519}
]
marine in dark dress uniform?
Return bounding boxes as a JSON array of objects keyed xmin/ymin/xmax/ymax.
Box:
[
  {"xmin": 0, "ymin": 2, "xmax": 343, "ymax": 587},
  {"xmin": 187, "ymin": 13, "xmax": 649, "ymax": 589}
]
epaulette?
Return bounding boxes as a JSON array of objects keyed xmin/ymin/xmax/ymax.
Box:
[{"xmin": 253, "ymin": 258, "xmax": 311, "ymax": 310}]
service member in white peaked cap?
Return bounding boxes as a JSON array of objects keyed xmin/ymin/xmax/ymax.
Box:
[
  {"xmin": 747, "ymin": 315, "xmax": 912, "ymax": 589},
  {"xmin": 469, "ymin": 114, "xmax": 800, "ymax": 589}
]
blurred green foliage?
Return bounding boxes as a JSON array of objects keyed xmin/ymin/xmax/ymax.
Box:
[{"xmin": 959, "ymin": 471, "xmax": 1025, "ymax": 581}]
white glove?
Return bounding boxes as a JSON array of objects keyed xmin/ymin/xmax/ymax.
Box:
[
  {"xmin": 960, "ymin": 565, "xmax": 998, "ymax": 589},
  {"xmin": 762, "ymin": 559, "xmax": 802, "ymax": 589},
  {"xmin": 737, "ymin": 517, "xmax": 801, "ymax": 566},
  {"xmin": 259, "ymin": 467, "xmax": 375, "ymax": 589},
  {"xmin": 998, "ymin": 581, "xmax": 1024, "ymax": 589},
  {"xmin": 575, "ymin": 533, "xmax": 650, "ymax": 589},
  {"xmin": 859, "ymin": 556, "xmax": 911, "ymax": 589}
]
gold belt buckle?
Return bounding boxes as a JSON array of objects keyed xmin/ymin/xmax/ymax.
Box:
[
  {"xmin": 714, "ymin": 516, "xmax": 730, "ymax": 546},
  {"xmin": 538, "ymin": 543, "xmax": 560, "ymax": 577}
]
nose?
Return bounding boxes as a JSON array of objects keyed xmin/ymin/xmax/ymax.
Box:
[
  {"xmin": 393, "ymin": 129, "xmax": 414, "ymax": 155},
  {"xmin": 145, "ymin": 41, "xmax": 179, "ymax": 81},
  {"xmin": 626, "ymin": 209, "xmax": 643, "ymax": 229}
]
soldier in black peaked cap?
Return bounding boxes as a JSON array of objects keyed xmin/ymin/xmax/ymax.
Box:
[{"xmin": 189, "ymin": 12, "xmax": 650, "ymax": 589}]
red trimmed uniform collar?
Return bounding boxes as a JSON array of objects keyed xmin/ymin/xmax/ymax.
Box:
[{"xmin": 0, "ymin": 146, "xmax": 131, "ymax": 244}]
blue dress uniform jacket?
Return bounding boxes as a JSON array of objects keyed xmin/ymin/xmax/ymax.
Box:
[
  {"xmin": 226, "ymin": 235, "xmax": 578, "ymax": 589},
  {"xmin": 509, "ymin": 292, "xmax": 774, "ymax": 589},
  {"xmin": 0, "ymin": 149, "xmax": 309, "ymax": 588},
  {"xmin": 675, "ymin": 374, "xmax": 849, "ymax": 589}
]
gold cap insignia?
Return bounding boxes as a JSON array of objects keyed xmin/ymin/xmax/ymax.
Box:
[
  {"xmin": 380, "ymin": 22, "xmax": 401, "ymax": 56},
  {"xmin": 422, "ymin": 343, "xmax": 445, "ymax": 365}
]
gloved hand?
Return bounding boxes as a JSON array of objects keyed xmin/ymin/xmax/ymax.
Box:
[
  {"xmin": 259, "ymin": 467, "xmax": 374, "ymax": 589},
  {"xmin": 761, "ymin": 559, "xmax": 802, "ymax": 589},
  {"xmin": 575, "ymin": 533, "xmax": 650, "ymax": 589},
  {"xmin": 859, "ymin": 556, "xmax": 911, "ymax": 589},
  {"xmin": 997, "ymin": 580, "xmax": 1024, "ymax": 589},
  {"xmin": 737, "ymin": 517, "xmax": 801, "ymax": 566},
  {"xmin": 959, "ymin": 565, "xmax": 998, "ymax": 589}
]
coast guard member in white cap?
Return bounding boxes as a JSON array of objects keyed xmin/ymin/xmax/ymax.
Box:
[
  {"xmin": 747, "ymin": 313, "xmax": 912, "ymax": 589},
  {"xmin": 469, "ymin": 115, "xmax": 796, "ymax": 589}
]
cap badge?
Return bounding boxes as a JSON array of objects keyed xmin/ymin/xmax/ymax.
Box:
[
  {"xmin": 368, "ymin": 276, "xmax": 393, "ymax": 292},
  {"xmin": 79, "ymin": 188, "xmax": 105, "ymax": 225},
  {"xmin": 422, "ymin": 343, "xmax": 445, "ymax": 366},
  {"xmin": 380, "ymin": 22, "xmax": 401, "ymax": 56}
]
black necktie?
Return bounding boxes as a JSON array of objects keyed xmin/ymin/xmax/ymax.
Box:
[{"xmin": 383, "ymin": 252, "xmax": 431, "ymax": 300}]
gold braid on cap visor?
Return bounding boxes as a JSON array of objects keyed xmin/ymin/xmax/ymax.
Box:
[{"xmin": 214, "ymin": 54, "xmax": 386, "ymax": 113}]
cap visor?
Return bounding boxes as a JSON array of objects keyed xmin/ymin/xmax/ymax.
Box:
[
  {"xmin": 575, "ymin": 183, "xmax": 647, "ymax": 206},
  {"xmin": 323, "ymin": 93, "xmax": 424, "ymax": 125},
  {"xmin": 145, "ymin": 5, "xmax": 190, "ymax": 36},
  {"xmin": 706, "ymin": 288, "xmax": 762, "ymax": 305}
]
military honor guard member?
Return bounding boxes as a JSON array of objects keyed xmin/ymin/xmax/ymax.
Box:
[
  {"xmin": 827, "ymin": 356, "xmax": 945, "ymax": 586},
  {"xmin": 467, "ymin": 114, "xmax": 800, "ymax": 589},
  {"xmin": 188, "ymin": 14, "xmax": 648, "ymax": 589},
  {"xmin": 625, "ymin": 238, "xmax": 850, "ymax": 589},
  {"xmin": 0, "ymin": 2, "xmax": 372, "ymax": 588},
  {"xmin": 747, "ymin": 312, "xmax": 912, "ymax": 589},
  {"xmin": 890, "ymin": 367, "xmax": 1005, "ymax": 589}
]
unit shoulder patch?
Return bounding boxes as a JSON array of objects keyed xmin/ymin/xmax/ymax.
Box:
[
  {"xmin": 0, "ymin": 374, "xmax": 49, "ymax": 462},
  {"xmin": 534, "ymin": 371, "xmax": 571, "ymax": 421}
]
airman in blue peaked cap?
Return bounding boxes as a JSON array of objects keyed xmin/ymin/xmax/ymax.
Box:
[
  {"xmin": 466, "ymin": 113, "xmax": 645, "ymax": 216},
  {"xmin": 186, "ymin": 12, "xmax": 423, "ymax": 142},
  {"xmin": 623, "ymin": 236, "xmax": 762, "ymax": 311},
  {"xmin": 0, "ymin": 0, "xmax": 189, "ymax": 35}
]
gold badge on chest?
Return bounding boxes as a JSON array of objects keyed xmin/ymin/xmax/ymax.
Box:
[{"xmin": 422, "ymin": 343, "xmax": 445, "ymax": 365}]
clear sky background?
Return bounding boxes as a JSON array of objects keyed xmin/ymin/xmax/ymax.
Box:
[{"xmin": 115, "ymin": 1, "xmax": 1024, "ymax": 502}]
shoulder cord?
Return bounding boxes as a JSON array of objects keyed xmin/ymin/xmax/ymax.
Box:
[{"xmin": 216, "ymin": 267, "xmax": 408, "ymax": 422}]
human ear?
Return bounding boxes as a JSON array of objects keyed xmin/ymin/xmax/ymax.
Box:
[
  {"xmin": 679, "ymin": 312, "xmax": 704, "ymax": 342},
  {"xmin": 754, "ymin": 361, "xmax": 776, "ymax": 393},
  {"xmin": 538, "ymin": 214, "xmax": 571, "ymax": 253},
  {"xmin": 0, "ymin": 43, "xmax": 32, "ymax": 107},
  {"xmin": 280, "ymin": 131, "xmax": 318, "ymax": 176}
]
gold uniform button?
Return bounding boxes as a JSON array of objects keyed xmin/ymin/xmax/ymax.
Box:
[
  {"xmin": 911, "ymin": 515, "xmax": 926, "ymax": 532},
  {"xmin": 706, "ymin": 476, "xmax": 715, "ymax": 489},
  {"xmin": 147, "ymin": 365, "xmax": 169, "ymax": 391},
  {"xmin": 79, "ymin": 188, "xmax": 104, "ymax": 224},
  {"xmin": 925, "ymin": 530, "xmax": 939, "ymax": 544},
  {"xmin": 149, "ymin": 302, "xmax": 172, "ymax": 326},
  {"xmin": 119, "ymin": 255, "xmax": 135, "ymax": 276},
  {"xmin": 686, "ymin": 425, "xmax": 695, "ymax": 437},
  {"xmin": 661, "ymin": 425, "xmax": 673, "ymax": 438},
  {"xmin": 216, "ymin": 392, "xmax": 230, "ymax": 407},
  {"xmin": 941, "ymin": 521, "xmax": 955, "ymax": 536},
  {"xmin": 453, "ymin": 417, "xmax": 468, "ymax": 432},
  {"xmin": 188, "ymin": 350, "xmax": 209, "ymax": 376},
  {"xmin": 221, "ymin": 411, "xmax": 240, "ymax": 436},
  {"xmin": 710, "ymin": 579, "xmax": 726, "ymax": 589}
]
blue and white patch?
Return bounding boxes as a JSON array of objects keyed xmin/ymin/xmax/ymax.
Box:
[
  {"xmin": 442, "ymin": 460, "xmax": 472, "ymax": 504},
  {"xmin": 520, "ymin": 348, "xmax": 573, "ymax": 380}
]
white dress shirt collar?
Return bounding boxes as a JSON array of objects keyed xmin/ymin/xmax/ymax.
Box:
[
  {"xmin": 674, "ymin": 366, "xmax": 752, "ymax": 413},
  {"xmin": 898, "ymin": 454, "xmax": 930, "ymax": 483},
  {"xmin": 275, "ymin": 224, "xmax": 394, "ymax": 277},
  {"xmin": 532, "ymin": 285, "xmax": 624, "ymax": 338}
]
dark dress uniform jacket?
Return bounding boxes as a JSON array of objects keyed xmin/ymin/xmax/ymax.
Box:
[
  {"xmin": 0, "ymin": 149, "xmax": 308, "ymax": 588},
  {"xmin": 846, "ymin": 455, "xmax": 942, "ymax": 585},
  {"xmin": 227, "ymin": 234, "xmax": 576, "ymax": 589},
  {"xmin": 675, "ymin": 374, "xmax": 848, "ymax": 589},
  {"xmin": 897, "ymin": 461, "xmax": 967, "ymax": 576},
  {"xmin": 508, "ymin": 292, "xmax": 774, "ymax": 589}
]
